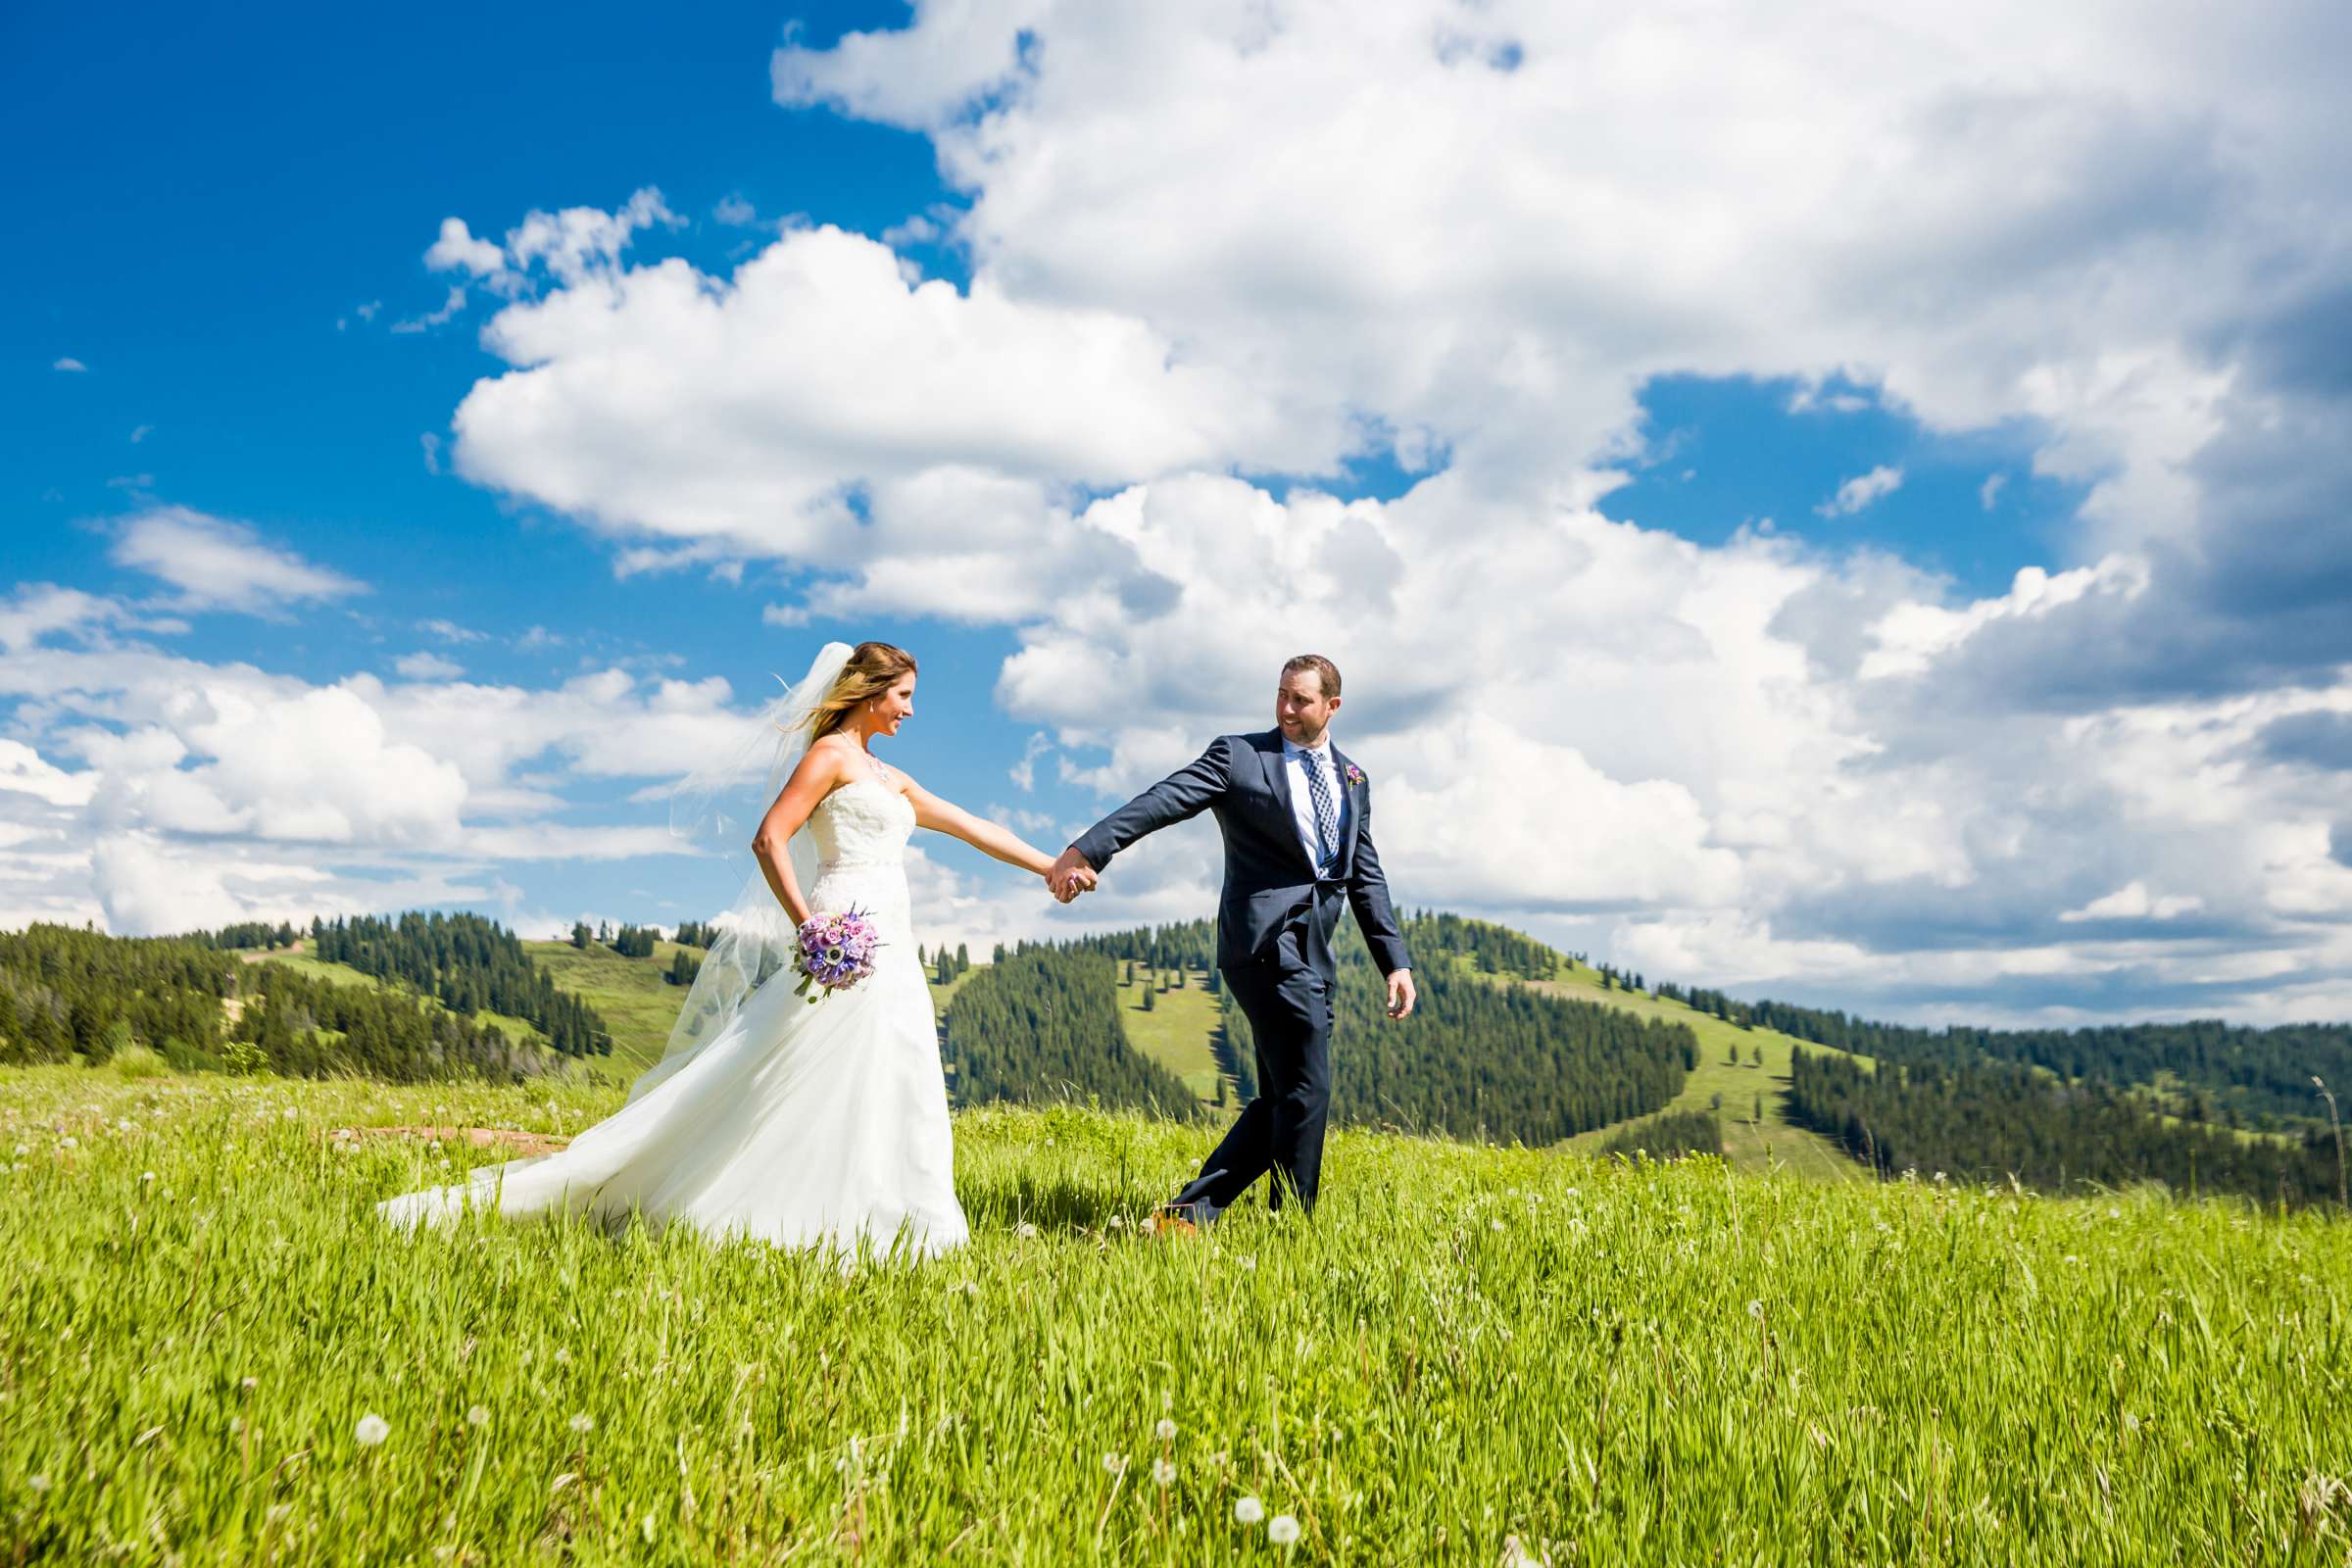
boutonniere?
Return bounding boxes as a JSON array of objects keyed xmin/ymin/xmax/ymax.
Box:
[{"xmin": 1344, "ymin": 762, "xmax": 1365, "ymax": 787}]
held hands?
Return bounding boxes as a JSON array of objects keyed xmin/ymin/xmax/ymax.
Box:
[
  {"xmin": 1046, "ymin": 847, "xmax": 1098, "ymax": 905},
  {"xmin": 1384, "ymin": 968, "xmax": 1417, "ymax": 1021}
]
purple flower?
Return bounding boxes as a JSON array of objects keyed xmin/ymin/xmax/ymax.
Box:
[
  {"xmin": 1344, "ymin": 762, "xmax": 1365, "ymax": 786},
  {"xmin": 794, "ymin": 907, "xmax": 882, "ymax": 1003}
]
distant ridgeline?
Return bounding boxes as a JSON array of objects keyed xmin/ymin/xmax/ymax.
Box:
[
  {"xmin": 1659, "ymin": 980, "xmax": 2352, "ymax": 1131},
  {"xmin": 953, "ymin": 915, "xmax": 1696, "ymax": 1146},
  {"xmin": 313, "ymin": 913, "xmax": 610, "ymax": 1059},
  {"xmin": 0, "ymin": 923, "xmax": 569, "ymax": 1082},
  {"xmin": 1787, "ymin": 1049, "xmax": 2348, "ymax": 1210}
]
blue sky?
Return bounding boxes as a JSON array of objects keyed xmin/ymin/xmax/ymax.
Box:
[{"xmin": 6, "ymin": 2, "xmax": 2348, "ymax": 1024}]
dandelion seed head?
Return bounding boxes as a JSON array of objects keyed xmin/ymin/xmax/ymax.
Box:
[
  {"xmin": 1268, "ymin": 1513, "xmax": 1301, "ymax": 1544},
  {"xmin": 1234, "ymin": 1494, "xmax": 1265, "ymax": 1525},
  {"xmin": 354, "ymin": 1412, "xmax": 390, "ymax": 1446},
  {"xmin": 1015, "ymin": 1221, "xmax": 1040, "ymax": 1239},
  {"xmin": 466, "ymin": 1404, "xmax": 488, "ymax": 1427},
  {"xmin": 1152, "ymin": 1456, "xmax": 1176, "ymax": 1486},
  {"xmin": 1102, "ymin": 1451, "xmax": 1125, "ymax": 1475},
  {"xmin": 1155, "ymin": 1417, "xmax": 1177, "ymax": 1441},
  {"xmin": 1746, "ymin": 1299, "xmax": 1764, "ymax": 1321},
  {"xmin": 569, "ymin": 1412, "xmax": 594, "ymax": 1434},
  {"xmin": 141, "ymin": 1170, "xmax": 156, "ymax": 1183},
  {"xmin": 28, "ymin": 1473, "xmax": 51, "ymax": 1494}
]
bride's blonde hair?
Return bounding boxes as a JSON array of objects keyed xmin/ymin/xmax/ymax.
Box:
[{"xmin": 805, "ymin": 641, "xmax": 918, "ymax": 742}]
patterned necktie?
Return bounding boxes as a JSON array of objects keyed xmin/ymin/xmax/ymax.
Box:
[{"xmin": 1301, "ymin": 750, "xmax": 1340, "ymax": 873}]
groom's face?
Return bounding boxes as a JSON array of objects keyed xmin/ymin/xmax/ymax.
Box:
[{"xmin": 1275, "ymin": 669, "xmax": 1340, "ymax": 747}]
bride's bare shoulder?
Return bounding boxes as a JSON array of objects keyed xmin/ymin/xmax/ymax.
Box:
[{"xmin": 788, "ymin": 737, "xmax": 858, "ymax": 790}]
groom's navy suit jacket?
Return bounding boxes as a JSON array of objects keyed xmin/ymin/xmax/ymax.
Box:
[{"xmin": 1072, "ymin": 730, "xmax": 1411, "ymax": 980}]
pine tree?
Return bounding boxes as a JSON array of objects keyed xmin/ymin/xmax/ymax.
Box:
[{"xmin": 956, "ymin": 943, "xmax": 970, "ymax": 975}]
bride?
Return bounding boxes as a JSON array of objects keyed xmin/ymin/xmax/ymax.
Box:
[{"xmin": 377, "ymin": 641, "xmax": 1066, "ymax": 1259}]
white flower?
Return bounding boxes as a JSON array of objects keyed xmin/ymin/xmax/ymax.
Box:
[
  {"xmin": 1102, "ymin": 1451, "xmax": 1125, "ymax": 1475},
  {"xmin": 59, "ymin": 1137, "xmax": 76, "ymax": 1150},
  {"xmin": 239, "ymin": 1377, "xmax": 258, "ymax": 1394},
  {"xmin": 1268, "ymin": 1513, "xmax": 1301, "ymax": 1545},
  {"xmin": 1015, "ymin": 1221, "xmax": 1040, "ymax": 1239},
  {"xmin": 1490, "ymin": 1217, "xmax": 1505, "ymax": 1232},
  {"xmin": 569, "ymin": 1413, "xmax": 594, "ymax": 1434},
  {"xmin": 1746, "ymin": 1299, "xmax": 1765, "ymax": 1321},
  {"xmin": 141, "ymin": 1171, "xmax": 156, "ymax": 1183},
  {"xmin": 27, "ymin": 1473, "xmax": 50, "ymax": 1494},
  {"xmin": 466, "ymin": 1404, "xmax": 488, "ymax": 1427},
  {"xmin": 354, "ymin": 1413, "xmax": 390, "ymax": 1446},
  {"xmin": 1152, "ymin": 1457, "xmax": 1176, "ymax": 1487},
  {"xmin": 1155, "ymin": 1417, "xmax": 1177, "ymax": 1441},
  {"xmin": 554, "ymin": 1348, "xmax": 572, "ymax": 1365},
  {"xmin": 1234, "ymin": 1495, "xmax": 1265, "ymax": 1525}
]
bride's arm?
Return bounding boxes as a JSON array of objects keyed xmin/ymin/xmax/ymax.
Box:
[
  {"xmin": 900, "ymin": 774, "xmax": 1057, "ymax": 877},
  {"xmin": 751, "ymin": 748, "xmax": 851, "ymax": 926}
]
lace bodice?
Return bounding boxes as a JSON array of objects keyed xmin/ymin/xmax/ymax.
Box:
[{"xmin": 805, "ymin": 778, "xmax": 916, "ymax": 949}]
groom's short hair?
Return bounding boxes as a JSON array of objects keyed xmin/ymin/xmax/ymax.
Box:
[{"xmin": 1281, "ymin": 654, "xmax": 1342, "ymax": 700}]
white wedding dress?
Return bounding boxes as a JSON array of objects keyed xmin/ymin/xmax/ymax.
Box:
[{"xmin": 377, "ymin": 776, "xmax": 969, "ymax": 1260}]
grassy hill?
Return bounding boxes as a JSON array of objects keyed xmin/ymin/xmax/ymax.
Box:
[
  {"xmin": 1057, "ymin": 934, "xmax": 1873, "ymax": 1180},
  {"xmin": 3, "ymin": 1066, "xmax": 2342, "ymax": 1563},
  {"xmin": 523, "ymin": 938, "xmax": 708, "ymax": 1073},
  {"xmin": 1532, "ymin": 956, "xmax": 1867, "ymax": 1180},
  {"xmin": 1113, "ymin": 963, "xmax": 1224, "ymax": 1104},
  {"xmin": 242, "ymin": 943, "xmax": 548, "ymax": 1051}
]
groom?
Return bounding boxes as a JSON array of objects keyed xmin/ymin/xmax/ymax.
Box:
[{"xmin": 1049, "ymin": 655, "xmax": 1414, "ymax": 1226}]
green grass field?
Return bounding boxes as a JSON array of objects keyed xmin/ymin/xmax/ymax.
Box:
[{"xmin": 5, "ymin": 1065, "xmax": 2348, "ymax": 1563}]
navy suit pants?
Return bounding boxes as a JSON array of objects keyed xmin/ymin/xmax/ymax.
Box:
[{"xmin": 1175, "ymin": 917, "xmax": 1337, "ymax": 1215}]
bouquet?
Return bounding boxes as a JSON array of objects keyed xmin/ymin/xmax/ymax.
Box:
[{"xmin": 794, "ymin": 907, "xmax": 882, "ymax": 1003}]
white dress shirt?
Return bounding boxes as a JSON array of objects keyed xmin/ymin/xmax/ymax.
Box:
[{"xmin": 1280, "ymin": 735, "xmax": 1347, "ymax": 873}]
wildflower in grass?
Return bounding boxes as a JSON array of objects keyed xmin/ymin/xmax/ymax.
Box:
[
  {"xmin": 554, "ymin": 1348, "xmax": 572, "ymax": 1365},
  {"xmin": 1016, "ymin": 1222, "xmax": 1040, "ymax": 1239},
  {"xmin": 1234, "ymin": 1494, "xmax": 1265, "ymax": 1525},
  {"xmin": 1102, "ymin": 1451, "xmax": 1126, "ymax": 1475},
  {"xmin": 1155, "ymin": 1417, "xmax": 1177, "ymax": 1441},
  {"xmin": 355, "ymin": 1413, "xmax": 390, "ymax": 1446},
  {"xmin": 27, "ymin": 1473, "xmax": 50, "ymax": 1494},
  {"xmin": 1152, "ymin": 1457, "xmax": 1176, "ymax": 1487},
  {"xmin": 569, "ymin": 1413, "xmax": 594, "ymax": 1434},
  {"xmin": 466, "ymin": 1405, "xmax": 488, "ymax": 1427},
  {"xmin": 1746, "ymin": 1299, "xmax": 1764, "ymax": 1322},
  {"xmin": 141, "ymin": 1171, "xmax": 156, "ymax": 1183},
  {"xmin": 1268, "ymin": 1513, "xmax": 1301, "ymax": 1544},
  {"xmin": 59, "ymin": 1137, "xmax": 76, "ymax": 1150}
]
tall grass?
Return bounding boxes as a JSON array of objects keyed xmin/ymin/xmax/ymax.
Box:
[{"xmin": 2, "ymin": 1066, "xmax": 2347, "ymax": 1563}]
